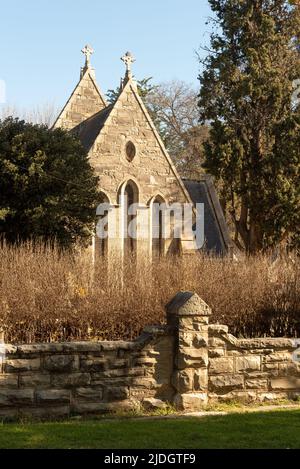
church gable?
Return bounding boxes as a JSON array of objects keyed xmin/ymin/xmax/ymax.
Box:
[
  {"xmin": 53, "ymin": 70, "xmax": 107, "ymax": 131},
  {"xmin": 53, "ymin": 46, "xmax": 107, "ymax": 131},
  {"xmin": 89, "ymin": 79, "xmax": 193, "ymax": 207}
]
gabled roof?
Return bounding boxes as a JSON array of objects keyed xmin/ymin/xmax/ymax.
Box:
[
  {"xmin": 72, "ymin": 105, "xmax": 114, "ymax": 151},
  {"xmin": 183, "ymin": 176, "xmax": 233, "ymax": 255},
  {"xmin": 52, "ymin": 68, "xmax": 107, "ymax": 131},
  {"xmin": 85, "ymin": 78, "xmax": 195, "ymax": 208}
]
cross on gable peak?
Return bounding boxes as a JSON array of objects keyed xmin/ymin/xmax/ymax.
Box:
[
  {"xmin": 81, "ymin": 44, "xmax": 94, "ymax": 68},
  {"xmin": 121, "ymin": 51, "xmax": 136, "ymax": 77}
]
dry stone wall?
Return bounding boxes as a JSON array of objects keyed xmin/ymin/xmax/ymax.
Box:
[
  {"xmin": 0, "ymin": 292, "xmax": 299, "ymax": 419},
  {"xmin": 208, "ymin": 325, "xmax": 300, "ymax": 403}
]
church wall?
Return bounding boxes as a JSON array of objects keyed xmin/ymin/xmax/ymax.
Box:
[
  {"xmin": 90, "ymin": 85, "xmax": 193, "ymax": 260},
  {"xmin": 54, "ymin": 72, "xmax": 106, "ymax": 131},
  {"xmin": 89, "ymin": 85, "xmax": 189, "ymax": 207}
]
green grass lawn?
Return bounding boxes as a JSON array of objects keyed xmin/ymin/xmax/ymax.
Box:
[{"xmin": 0, "ymin": 410, "xmax": 300, "ymax": 449}]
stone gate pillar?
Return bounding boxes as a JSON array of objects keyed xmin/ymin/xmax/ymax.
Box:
[{"xmin": 166, "ymin": 291, "xmax": 211, "ymax": 411}]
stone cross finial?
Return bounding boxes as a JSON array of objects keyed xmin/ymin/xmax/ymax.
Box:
[
  {"xmin": 81, "ymin": 44, "xmax": 94, "ymax": 68},
  {"xmin": 121, "ymin": 51, "xmax": 135, "ymax": 77}
]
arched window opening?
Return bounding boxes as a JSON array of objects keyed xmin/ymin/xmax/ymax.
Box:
[
  {"xmin": 119, "ymin": 180, "xmax": 139, "ymax": 259},
  {"xmin": 152, "ymin": 196, "xmax": 165, "ymax": 258},
  {"xmin": 95, "ymin": 192, "xmax": 109, "ymax": 260}
]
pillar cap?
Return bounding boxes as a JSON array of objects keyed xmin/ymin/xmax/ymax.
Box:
[{"xmin": 166, "ymin": 291, "xmax": 211, "ymax": 317}]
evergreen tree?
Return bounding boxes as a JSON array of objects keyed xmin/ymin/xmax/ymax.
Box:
[
  {"xmin": 199, "ymin": 0, "xmax": 300, "ymax": 253},
  {"xmin": 0, "ymin": 118, "xmax": 99, "ymax": 247}
]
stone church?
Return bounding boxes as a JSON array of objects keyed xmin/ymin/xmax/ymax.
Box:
[{"xmin": 53, "ymin": 45, "xmax": 231, "ymax": 261}]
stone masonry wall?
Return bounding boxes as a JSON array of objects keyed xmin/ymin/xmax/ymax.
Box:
[
  {"xmin": 0, "ymin": 327, "xmax": 174, "ymax": 420},
  {"xmin": 0, "ymin": 292, "xmax": 299, "ymax": 419},
  {"xmin": 208, "ymin": 325, "xmax": 300, "ymax": 403}
]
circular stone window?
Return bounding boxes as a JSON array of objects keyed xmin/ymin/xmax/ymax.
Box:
[{"xmin": 125, "ymin": 141, "xmax": 136, "ymax": 162}]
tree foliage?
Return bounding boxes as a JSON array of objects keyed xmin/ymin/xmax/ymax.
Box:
[
  {"xmin": 0, "ymin": 118, "xmax": 99, "ymax": 247},
  {"xmin": 199, "ymin": 0, "xmax": 300, "ymax": 253}
]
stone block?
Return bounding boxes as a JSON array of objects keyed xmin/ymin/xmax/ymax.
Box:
[
  {"xmin": 74, "ymin": 386, "xmax": 103, "ymax": 400},
  {"xmin": 5, "ymin": 358, "xmax": 40, "ymax": 373},
  {"xmin": 19, "ymin": 373, "xmax": 51, "ymax": 387},
  {"xmin": 0, "ymin": 374, "xmax": 18, "ymax": 388},
  {"xmin": 209, "ymin": 374, "xmax": 244, "ymax": 392},
  {"xmin": 44, "ymin": 355, "xmax": 78, "ymax": 373},
  {"xmin": 80, "ymin": 358, "xmax": 107, "ymax": 372},
  {"xmin": 177, "ymin": 348, "xmax": 208, "ymax": 369},
  {"xmin": 172, "ymin": 370, "xmax": 193, "ymax": 393},
  {"xmin": 245, "ymin": 379, "xmax": 268, "ymax": 390},
  {"xmin": 51, "ymin": 373, "xmax": 91, "ymax": 388},
  {"xmin": 258, "ymin": 392, "xmax": 287, "ymax": 402},
  {"xmin": 36, "ymin": 389, "xmax": 71, "ymax": 405},
  {"xmin": 0, "ymin": 389, "xmax": 34, "ymax": 407},
  {"xmin": 194, "ymin": 369, "xmax": 208, "ymax": 391},
  {"xmin": 208, "ymin": 391, "xmax": 256, "ymax": 402},
  {"xmin": 19, "ymin": 406, "xmax": 70, "ymax": 419},
  {"xmin": 209, "ymin": 348, "xmax": 225, "ymax": 358},
  {"xmin": 174, "ymin": 392, "xmax": 207, "ymax": 411},
  {"xmin": 270, "ymin": 377, "xmax": 300, "ymax": 390},
  {"xmin": 166, "ymin": 291, "xmax": 211, "ymax": 318},
  {"xmin": 105, "ymin": 386, "xmax": 130, "ymax": 401},
  {"xmin": 179, "ymin": 332, "xmax": 207, "ymax": 348},
  {"xmin": 278, "ymin": 362, "xmax": 300, "ymax": 377},
  {"xmin": 209, "ymin": 357, "xmax": 234, "ymax": 374},
  {"xmin": 265, "ymin": 352, "xmax": 293, "ymax": 363},
  {"xmin": 142, "ymin": 398, "xmax": 167, "ymax": 411},
  {"xmin": 235, "ymin": 356, "xmax": 261, "ymax": 372}
]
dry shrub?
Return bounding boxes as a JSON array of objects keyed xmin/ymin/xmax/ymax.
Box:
[{"xmin": 0, "ymin": 243, "xmax": 299, "ymax": 343}]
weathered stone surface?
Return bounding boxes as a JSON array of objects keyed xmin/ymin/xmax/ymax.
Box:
[
  {"xmin": 209, "ymin": 348, "xmax": 225, "ymax": 358},
  {"xmin": 194, "ymin": 369, "xmax": 208, "ymax": 391},
  {"xmin": 166, "ymin": 292, "xmax": 211, "ymax": 318},
  {"xmin": 238, "ymin": 338, "xmax": 295, "ymax": 350},
  {"xmin": 177, "ymin": 348, "xmax": 208, "ymax": 369},
  {"xmin": 143, "ymin": 398, "xmax": 166, "ymax": 411},
  {"xmin": 209, "ymin": 375, "xmax": 244, "ymax": 392},
  {"xmin": 51, "ymin": 373, "xmax": 90, "ymax": 388},
  {"xmin": 106, "ymin": 386, "xmax": 130, "ymax": 401},
  {"xmin": 235, "ymin": 356, "xmax": 261, "ymax": 372},
  {"xmin": 265, "ymin": 352, "xmax": 293, "ymax": 363},
  {"xmin": 278, "ymin": 362, "xmax": 300, "ymax": 377},
  {"xmin": 20, "ymin": 373, "xmax": 51, "ymax": 387},
  {"xmin": 258, "ymin": 392, "xmax": 287, "ymax": 401},
  {"xmin": 209, "ymin": 325, "xmax": 229, "ymax": 334},
  {"xmin": 270, "ymin": 377, "xmax": 300, "ymax": 390},
  {"xmin": 44, "ymin": 355, "xmax": 78, "ymax": 372},
  {"xmin": 245, "ymin": 379, "xmax": 268, "ymax": 390},
  {"xmin": 36, "ymin": 389, "xmax": 70, "ymax": 405},
  {"xmin": 209, "ymin": 357, "xmax": 234, "ymax": 374},
  {"xmin": 179, "ymin": 332, "xmax": 207, "ymax": 348},
  {"xmin": 174, "ymin": 392, "xmax": 207, "ymax": 411},
  {"xmin": 0, "ymin": 374, "xmax": 18, "ymax": 388},
  {"xmin": 0, "ymin": 389, "xmax": 34, "ymax": 407},
  {"xmin": 5, "ymin": 358, "xmax": 40, "ymax": 373},
  {"xmin": 80, "ymin": 357, "xmax": 107, "ymax": 372},
  {"xmin": 209, "ymin": 391, "xmax": 256, "ymax": 402},
  {"xmin": 74, "ymin": 386, "xmax": 103, "ymax": 400},
  {"xmin": 172, "ymin": 370, "xmax": 193, "ymax": 393}
]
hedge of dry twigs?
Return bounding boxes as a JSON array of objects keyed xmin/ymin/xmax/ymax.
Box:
[{"xmin": 0, "ymin": 243, "xmax": 299, "ymax": 343}]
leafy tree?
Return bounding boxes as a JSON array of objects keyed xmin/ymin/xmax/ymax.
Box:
[
  {"xmin": 199, "ymin": 0, "xmax": 300, "ymax": 253},
  {"xmin": 146, "ymin": 80, "xmax": 209, "ymax": 178},
  {"xmin": 0, "ymin": 118, "xmax": 99, "ymax": 247},
  {"xmin": 106, "ymin": 77, "xmax": 155, "ymax": 104}
]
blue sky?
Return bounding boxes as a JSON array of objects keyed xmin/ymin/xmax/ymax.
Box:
[{"xmin": 0, "ymin": 0, "xmax": 213, "ymax": 110}]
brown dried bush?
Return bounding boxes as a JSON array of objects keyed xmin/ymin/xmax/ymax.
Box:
[{"xmin": 0, "ymin": 243, "xmax": 299, "ymax": 343}]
